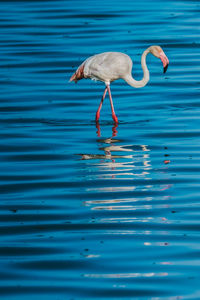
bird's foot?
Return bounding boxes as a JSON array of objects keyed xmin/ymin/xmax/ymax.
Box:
[
  {"xmin": 95, "ymin": 112, "xmax": 100, "ymax": 122},
  {"xmin": 112, "ymin": 114, "xmax": 118, "ymax": 124}
]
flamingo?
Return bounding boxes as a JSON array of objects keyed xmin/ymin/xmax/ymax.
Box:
[{"xmin": 69, "ymin": 45, "xmax": 169, "ymax": 123}]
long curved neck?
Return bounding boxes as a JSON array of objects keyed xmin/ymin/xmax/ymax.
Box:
[{"xmin": 124, "ymin": 48, "xmax": 150, "ymax": 88}]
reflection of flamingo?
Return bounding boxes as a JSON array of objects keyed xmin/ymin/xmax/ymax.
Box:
[
  {"xmin": 96, "ymin": 122, "xmax": 118, "ymax": 137},
  {"xmin": 70, "ymin": 45, "xmax": 169, "ymax": 123},
  {"xmin": 79, "ymin": 124, "xmax": 151, "ymax": 177}
]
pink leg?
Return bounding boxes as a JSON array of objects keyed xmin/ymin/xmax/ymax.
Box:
[
  {"xmin": 95, "ymin": 87, "xmax": 107, "ymax": 122},
  {"xmin": 96, "ymin": 122, "xmax": 101, "ymax": 137},
  {"xmin": 107, "ymin": 85, "xmax": 118, "ymax": 123}
]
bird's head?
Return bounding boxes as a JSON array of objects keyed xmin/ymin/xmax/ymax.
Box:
[{"xmin": 149, "ymin": 45, "xmax": 169, "ymax": 73}]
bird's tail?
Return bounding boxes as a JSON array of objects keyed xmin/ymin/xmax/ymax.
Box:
[{"xmin": 69, "ymin": 63, "xmax": 85, "ymax": 83}]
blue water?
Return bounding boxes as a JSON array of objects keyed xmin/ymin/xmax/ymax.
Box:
[{"xmin": 1, "ymin": 0, "xmax": 200, "ymax": 299}]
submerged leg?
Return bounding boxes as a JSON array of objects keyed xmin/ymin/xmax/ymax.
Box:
[
  {"xmin": 96, "ymin": 122, "xmax": 101, "ymax": 137},
  {"xmin": 107, "ymin": 85, "xmax": 118, "ymax": 124},
  {"xmin": 95, "ymin": 87, "xmax": 107, "ymax": 122}
]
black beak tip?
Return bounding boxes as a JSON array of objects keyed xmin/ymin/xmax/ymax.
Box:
[{"xmin": 163, "ymin": 64, "xmax": 169, "ymax": 74}]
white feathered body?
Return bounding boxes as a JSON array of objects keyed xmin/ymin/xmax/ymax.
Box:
[
  {"xmin": 70, "ymin": 46, "xmax": 169, "ymax": 89},
  {"xmin": 84, "ymin": 52, "xmax": 133, "ymax": 84},
  {"xmin": 76, "ymin": 52, "xmax": 133, "ymax": 85}
]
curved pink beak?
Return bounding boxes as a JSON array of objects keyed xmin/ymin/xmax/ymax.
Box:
[{"xmin": 160, "ymin": 52, "xmax": 169, "ymax": 73}]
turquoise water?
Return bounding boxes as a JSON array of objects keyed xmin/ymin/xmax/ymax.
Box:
[{"xmin": 1, "ymin": 0, "xmax": 200, "ymax": 299}]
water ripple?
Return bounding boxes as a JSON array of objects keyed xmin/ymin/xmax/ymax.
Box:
[{"xmin": 1, "ymin": 0, "xmax": 200, "ymax": 299}]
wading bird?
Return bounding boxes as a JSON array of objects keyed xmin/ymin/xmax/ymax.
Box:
[{"xmin": 69, "ymin": 45, "xmax": 169, "ymax": 123}]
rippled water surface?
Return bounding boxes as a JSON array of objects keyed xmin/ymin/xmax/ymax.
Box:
[{"xmin": 1, "ymin": 0, "xmax": 200, "ymax": 299}]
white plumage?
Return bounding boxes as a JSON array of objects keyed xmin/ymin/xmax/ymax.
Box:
[{"xmin": 70, "ymin": 45, "xmax": 169, "ymax": 123}]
